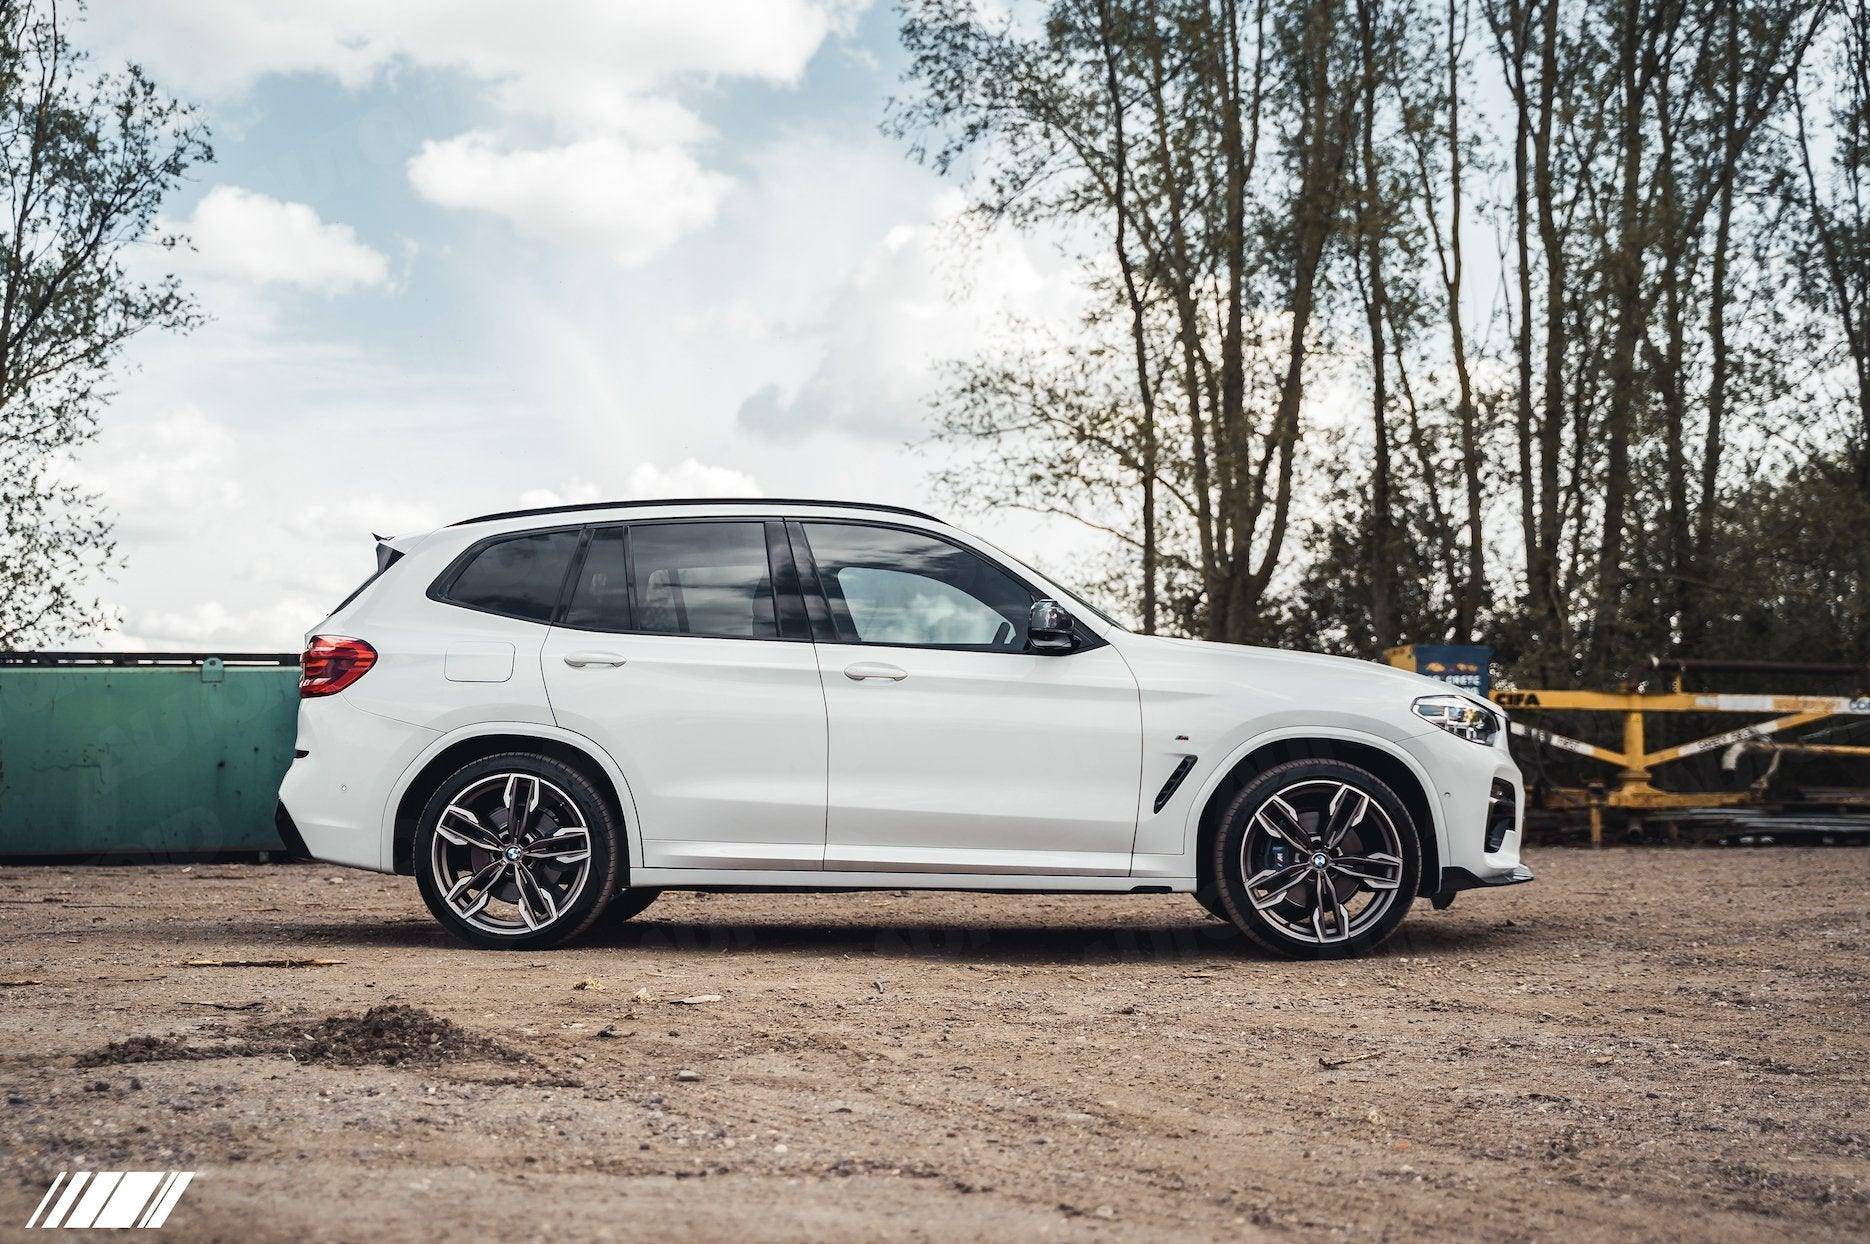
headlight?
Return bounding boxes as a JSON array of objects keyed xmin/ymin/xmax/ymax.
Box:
[{"xmin": 1412, "ymin": 693, "xmax": 1501, "ymax": 745}]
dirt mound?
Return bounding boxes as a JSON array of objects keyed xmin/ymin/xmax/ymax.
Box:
[
  {"xmin": 74, "ymin": 1006, "xmax": 524, "ymax": 1070},
  {"xmin": 249, "ymin": 1005, "xmax": 523, "ymax": 1067},
  {"xmin": 75, "ymin": 1035, "xmax": 206, "ymax": 1068}
]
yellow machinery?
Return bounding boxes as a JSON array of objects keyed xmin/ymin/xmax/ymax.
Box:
[{"xmin": 1484, "ymin": 657, "xmax": 1870, "ymax": 845}]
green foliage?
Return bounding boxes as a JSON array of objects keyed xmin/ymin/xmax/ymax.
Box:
[{"xmin": 0, "ymin": 0, "xmax": 210, "ymax": 646}]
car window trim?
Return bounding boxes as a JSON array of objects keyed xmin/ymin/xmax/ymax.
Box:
[
  {"xmin": 427, "ymin": 522, "xmax": 589, "ymax": 627},
  {"xmin": 790, "ymin": 517, "xmax": 1105, "ymax": 655},
  {"xmin": 783, "ymin": 520, "xmax": 838, "ymax": 643},
  {"xmin": 548, "ymin": 516, "xmax": 806, "ymax": 643},
  {"xmin": 764, "ymin": 520, "xmax": 813, "ymax": 640}
]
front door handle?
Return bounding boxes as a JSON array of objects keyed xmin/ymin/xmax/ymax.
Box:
[
  {"xmin": 844, "ymin": 661, "xmax": 907, "ymax": 682},
  {"xmin": 563, "ymin": 651, "xmax": 627, "ymax": 669}
]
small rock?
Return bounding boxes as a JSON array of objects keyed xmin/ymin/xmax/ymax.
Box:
[
  {"xmin": 672, "ymin": 994, "xmax": 722, "ymax": 1005},
  {"xmin": 573, "ymin": 979, "xmax": 605, "ymax": 992},
  {"xmin": 675, "ymin": 1068, "xmax": 702, "ymax": 1082}
]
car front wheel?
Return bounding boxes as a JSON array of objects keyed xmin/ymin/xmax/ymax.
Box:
[
  {"xmin": 1210, "ymin": 758, "xmax": 1420, "ymax": 959},
  {"xmin": 415, "ymin": 752, "xmax": 622, "ymax": 950}
]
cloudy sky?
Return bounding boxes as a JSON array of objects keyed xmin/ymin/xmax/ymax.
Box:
[{"xmin": 70, "ymin": 0, "xmax": 1090, "ymax": 650}]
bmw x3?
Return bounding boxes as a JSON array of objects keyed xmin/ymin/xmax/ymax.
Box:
[{"xmin": 276, "ymin": 498, "xmax": 1531, "ymax": 958}]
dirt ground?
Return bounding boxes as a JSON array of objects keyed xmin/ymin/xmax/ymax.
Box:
[{"xmin": 0, "ymin": 848, "xmax": 1865, "ymax": 1243}]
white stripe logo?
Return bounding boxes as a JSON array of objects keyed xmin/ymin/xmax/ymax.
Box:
[{"xmin": 24, "ymin": 1172, "xmax": 195, "ymax": 1230}]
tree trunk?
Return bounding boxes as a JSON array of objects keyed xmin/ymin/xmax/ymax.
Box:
[{"xmin": 1355, "ymin": 0, "xmax": 1395, "ymax": 650}]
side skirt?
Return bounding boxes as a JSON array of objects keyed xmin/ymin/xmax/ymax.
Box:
[{"xmin": 630, "ymin": 867, "xmax": 1198, "ymax": 894}]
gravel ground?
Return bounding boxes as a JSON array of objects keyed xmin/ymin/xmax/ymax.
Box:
[{"xmin": 0, "ymin": 847, "xmax": 1865, "ymax": 1242}]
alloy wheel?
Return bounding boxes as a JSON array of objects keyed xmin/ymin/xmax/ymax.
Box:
[
  {"xmin": 1237, "ymin": 779, "xmax": 1405, "ymax": 945},
  {"xmin": 428, "ymin": 772, "xmax": 593, "ymax": 936}
]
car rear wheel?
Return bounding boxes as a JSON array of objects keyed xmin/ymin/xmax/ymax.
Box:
[
  {"xmin": 1210, "ymin": 758, "xmax": 1420, "ymax": 959},
  {"xmin": 415, "ymin": 752, "xmax": 621, "ymax": 950}
]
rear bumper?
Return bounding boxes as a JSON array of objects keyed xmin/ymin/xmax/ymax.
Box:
[
  {"xmin": 276, "ymin": 694, "xmax": 437, "ymax": 872},
  {"xmin": 273, "ymin": 802, "xmax": 313, "ymax": 861}
]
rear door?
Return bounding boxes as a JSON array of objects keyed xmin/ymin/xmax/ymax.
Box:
[
  {"xmin": 794, "ymin": 520, "xmax": 1142, "ymax": 876},
  {"xmin": 541, "ymin": 519, "xmax": 828, "ymax": 871}
]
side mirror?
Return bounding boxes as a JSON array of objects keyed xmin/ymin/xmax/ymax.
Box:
[{"xmin": 1027, "ymin": 599, "xmax": 1078, "ymax": 654}]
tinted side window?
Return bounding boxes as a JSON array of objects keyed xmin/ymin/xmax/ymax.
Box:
[
  {"xmin": 561, "ymin": 528, "xmax": 630, "ymax": 631},
  {"xmin": 443, "ymin": 529, "xmax": 580, "ymax": 622},
  {"xmin": 800, "ymin": 523, "xmax": 1032, "ymax": 649},
  {"xmin": 630, "ymin": 522, "xmax": 777, "ymax": 640}
]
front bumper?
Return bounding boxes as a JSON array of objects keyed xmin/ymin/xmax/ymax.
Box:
[
  {"xmin": 1398, "ymin": 725, "xmax": 1529, "ymax": 890},
  {"xmin": 1429, "ymin": 862, "xmax": 1535, "ymax": 909}
]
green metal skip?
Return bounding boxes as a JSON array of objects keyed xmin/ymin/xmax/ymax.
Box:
[{"xmin": 0, "ymin": 653, "xmax": 299, "ymax": 857}]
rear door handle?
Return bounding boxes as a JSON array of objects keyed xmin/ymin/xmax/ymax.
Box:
[
  {"xmin": 844, "ymin": 661, "xmax": 907, "ymax": 682},
  {"xmin": 563, "ymin": 651, "xmax": 627, "ymax": 669}
]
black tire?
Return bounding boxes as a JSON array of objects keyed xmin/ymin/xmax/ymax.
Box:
[
  {"xmin": 1193, "ymin": 886, "xmax": 1231, "ymax": 922},
  {"xmin": 1209, "ymin": 757, "xmax": 1420, "ymax": 960},
  {"xmin": 598, "ymin": 887, "xmax": 660, "ymax": 925},
  {"xmin": 415, "ymin": 751, "xmax": 622, "ymax": 950}
]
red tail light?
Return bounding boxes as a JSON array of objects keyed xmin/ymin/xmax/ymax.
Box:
[{"xmin": 300, "ymin": 635, "xmax": 378, "ymax": 698}]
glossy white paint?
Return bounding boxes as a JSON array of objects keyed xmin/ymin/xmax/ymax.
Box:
[
  {"xmin": 444, "ymin": 641, "xmax": 515, "ymax": 683},
  {"xmin": 819, "ymin": 642, "xmax": 1141, "ymax": 875},
  {"xmin": 541, "ymin": 629, "xmax": 828, "ymax": 868},
  {"xmin": 277, "ymin": 500, "xmax": 1527, "ymax": 901}
]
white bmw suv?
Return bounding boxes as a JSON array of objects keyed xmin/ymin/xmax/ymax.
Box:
[{"xmin": 277, "ymin": 499, "xmax": 1530, "ymax": 958}]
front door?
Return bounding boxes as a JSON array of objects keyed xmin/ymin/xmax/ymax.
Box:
[
  {"xmin": 541, "ymin": 520, "xmax": 828, "ymax": 871},
  {"xmin": 794, "ymin": 521, "xmax": 1142, "ymax": 876}
]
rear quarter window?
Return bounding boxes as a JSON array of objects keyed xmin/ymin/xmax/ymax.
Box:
[{"xmin": 437, "ymin": 529, "xmax": 581, "ymax": 623}]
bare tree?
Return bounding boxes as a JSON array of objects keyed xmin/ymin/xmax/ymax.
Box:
[
  {"xmin": 892, "ymin": 0, "xmax": 1861, "ymax": 679},
  {"xmin": 1792, "ymin": 0, "xmax": 1870, "ymax": 493}
]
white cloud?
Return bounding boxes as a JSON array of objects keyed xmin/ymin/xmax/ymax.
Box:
[
  {"xmin": 519, "ymin": 462, "xmax": 763, "ymax": 509},
  {"xmin": 173, "ymin": 186, "xmax": 391, "ymax": 294},
  {"xmin": 88, "ymin": 2, "xmax": 866, "ymax": 266},
  {"xmin": 72, "ymin": 407, "xmax": 244, "ymax": 540},
  {"xmin": 407, "ymin": 134, "xmax": 730, "ymax": 268},
  {"xmin": 86, "ymin": 2, "xmax": 853, "ymax": 121},
  {"xmin": 624, "ymin": 459, "xmax": 762, "ymax": 498},
  {"xmin": 516, "ymin": 479, "xmax": 608, "ymax": 510},
  {"xmin": 286, "ymin": 496, "xmax": 447, "ymax": 544},
  {"xmin": 116, "ymin": 599, "xmax": 329, "ymax": 651},
  {"xmin": 738, "ymin": 200, "xmax": 1077, "ymax": 442}
]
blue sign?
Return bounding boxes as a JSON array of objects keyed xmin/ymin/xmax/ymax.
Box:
[{"xmin": 1403, "ymin": 644, "xmax": 1492, "ymax": 697}]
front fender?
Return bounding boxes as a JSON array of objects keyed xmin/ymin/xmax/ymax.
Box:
[{"xmin": 1150, "ymin": 723, "xmax": 1447, "ymax": 880}]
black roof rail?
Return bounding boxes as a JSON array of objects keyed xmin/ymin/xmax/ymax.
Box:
[{"xmin": 448, "ymin": 497, "xmax": 945, "ymax": 527}]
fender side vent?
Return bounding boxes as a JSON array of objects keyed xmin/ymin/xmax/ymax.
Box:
[{"xmin": 1153, "ymin": 755, "xmax": 1198, "ymax": 813}]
